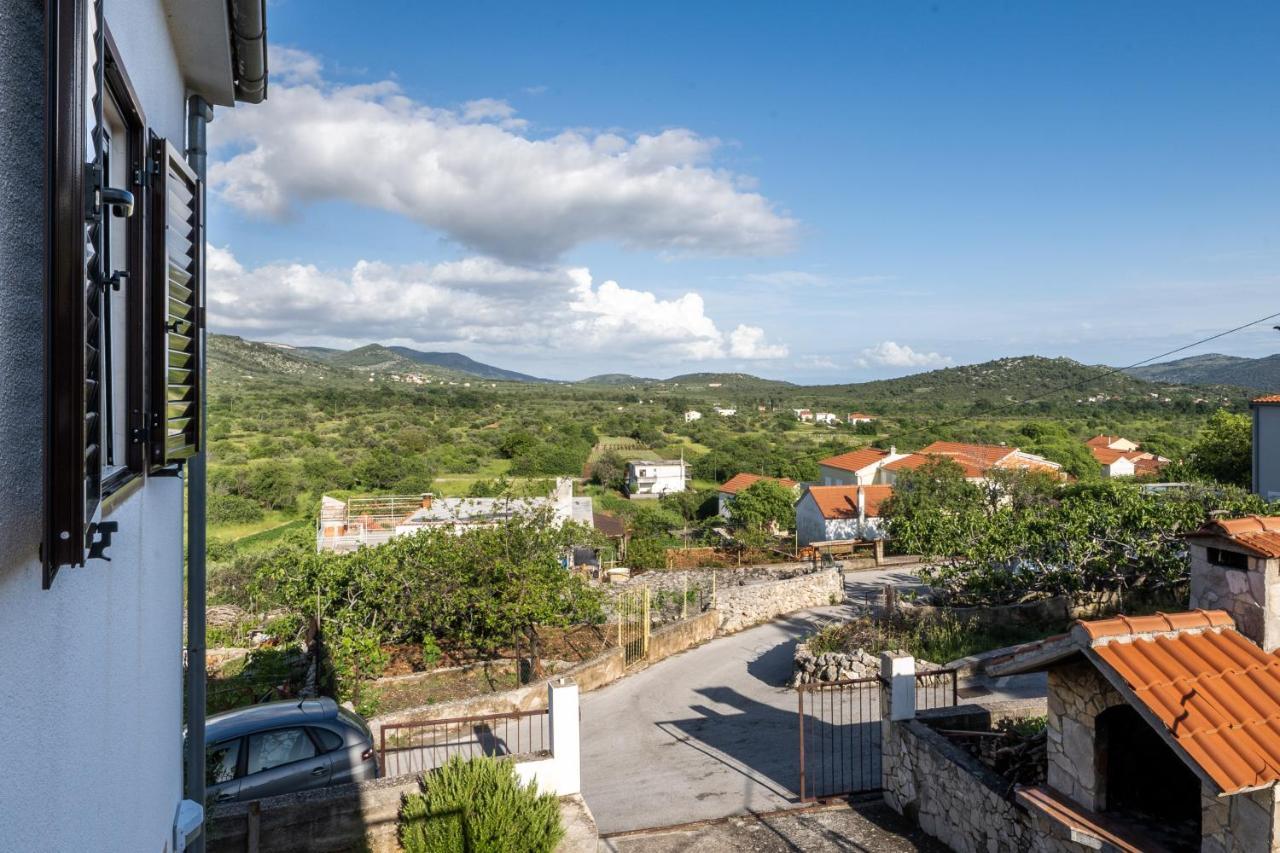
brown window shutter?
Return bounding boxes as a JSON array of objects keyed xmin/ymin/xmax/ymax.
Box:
[
  {"xmin": 44, "ymin": 0, "xmax": 95, "ymax": 585},
  {"xmin": 149, "ymin": 137, "xmax": 202, "ymax": 464}
]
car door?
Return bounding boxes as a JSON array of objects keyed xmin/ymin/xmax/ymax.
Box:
[
  {"xmin": 236, "ymin": 726, "xmax": 332, "ymax": 801},
  {"xmin": 206, "ymin": 738, "xmax": 243, "ymax": 805}
]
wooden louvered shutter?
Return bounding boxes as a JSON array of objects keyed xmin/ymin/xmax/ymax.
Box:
[
  {"xmin": 44, "ymin": 0, "xmax": 96, "ymax": 584},
  {"xmin": 150, "ymin": 137, "xmax": 202, "ymax": 464}
]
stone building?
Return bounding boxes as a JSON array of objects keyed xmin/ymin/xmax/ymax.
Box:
[{"xmin": 882, "ymin": 515, "xmax": 1280, "ymax": 852}]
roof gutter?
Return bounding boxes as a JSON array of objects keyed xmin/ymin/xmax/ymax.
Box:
[{"xmin": 227, "ymin": 0, "xmax": 267, "ymax": 103}]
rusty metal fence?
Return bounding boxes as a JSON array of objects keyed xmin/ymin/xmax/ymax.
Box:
[
  {"xmin": 616, "ymin": 586, "xmax": 650, "ymax": 666},
  {"xmin": 378, "ymin": 709, "xmax": 550, "ymax": 777},
  {"xmin": 796, "ymin": 667, "xmax": 959, "ymax": 801}
]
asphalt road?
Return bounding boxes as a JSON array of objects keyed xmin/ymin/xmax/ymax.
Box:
[{"xmin": 579, "ymin": 568, "xmax": 914, "ymax": 836}]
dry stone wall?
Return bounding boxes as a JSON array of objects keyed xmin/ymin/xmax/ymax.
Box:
[
  {"xmin": 1045, "ymin": 661, "xmax": 1124, "ymax": 811},
  {"xmin": 715, "ymin": 569, "xmax": 844, "ymax": 634}
]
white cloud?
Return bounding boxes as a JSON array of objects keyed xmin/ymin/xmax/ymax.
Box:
[
  {"xmin": 728, "ymin": 324, "xmax": 789, "ymax": 359},
  {"xmin": 207, "ymin": 247, "xmax": 788, "ymax": 362},
  {"xmin": 743, "ymin": 270, "xmax": 829, "ymax": 287},
  {"xmin": 856, "ymin": 341, "xmax": 953, "ymax": 369},
  {"xmin": 210, "ymin": 48, "xmax": 796, "ymax": 264}
]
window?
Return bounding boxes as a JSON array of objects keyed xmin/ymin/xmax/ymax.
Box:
[
  {"xmin": 44, "ymin": 0, "xmax": 202, "ymax": 586},
  {"xmin": 246, "ymin": 728, "xmax": 317, "ymax": 775},
  {"xmin": 206, "ymin": 739, "xmax": 241, "ymax": 785},
  {"xmin": 310, "ymin": 727, "xmax": 345, "ymax": 753},
  {"xmin": 1208, "ymin": 547, "xmax": 1250, "ymax": 571}
]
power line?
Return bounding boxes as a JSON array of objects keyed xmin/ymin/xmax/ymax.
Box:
[{"xmin": 883, "ymin": 308, "xmax": 1280, "ymax": 444}]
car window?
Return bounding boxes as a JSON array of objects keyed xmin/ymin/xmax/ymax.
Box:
[
  {"xmin": 246, "ymin": 728, "xmax": 317, "ymax": 775},
  {"xmin": 311, "ymin": 727, "xmax": 345, "ymax": 753},
  {"xmin": 206, "ymin": 739, "xmax": 241, "ymax": 785}
]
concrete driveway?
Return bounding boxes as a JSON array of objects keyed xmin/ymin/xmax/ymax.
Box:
[{"xmin": 580, "ymin": 568, "xmax": 912, "ymax": 835}]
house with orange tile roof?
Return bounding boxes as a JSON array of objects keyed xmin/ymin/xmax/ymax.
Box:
[
  {"xmin": 1253, "ymin": 395, "xmax": 1280, "ymax": 500},
  {"xmin": 716, "ymin": 472, "xmax": 800, "ymax": 519},
  {"xmin": 878, "ymin": 440, "xmax": 1063, "ymax": 486},
  {"xmin": 1085, "ymin": 434, "xmax": 1141, "ymax": 452},
  {"xmin": 817, "ymin": 446, "xmax": 907, "ymax": 486},
  {"xmin": 846, "ymin": 412, "xmax": 876, "ymax": 425},
  {"xmin": 795, "ymin": 484, "xmax": 893, "ymax": 545}
]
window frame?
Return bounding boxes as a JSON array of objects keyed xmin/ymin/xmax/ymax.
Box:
[{"xmin": 99, "ymin": 22, "xmax": 148, "ymax": 495}]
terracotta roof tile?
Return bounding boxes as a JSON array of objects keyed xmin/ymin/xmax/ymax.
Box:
[
  {"xmin": 718, "ymin": 472, "xmax": 799, "ymax": 495},
  {"xmin": 817, "ymin": 448, "xmax": 889, "ymax": 474},
  {"xmin": 805, "ymin": 485, "xmax": 893, "ymax": 519},
  {"xmin": 1077, "ymin": 610, "xmax": 1235, "ymax": 641},
  {"xmin": 1253, "ymin": 395, "xmax": 1280, "ymax": 404},
  {"xmin": 1086, "ymin": 434, "xmax": 1124, "ymax": 448},
  {"xmin": 918, "ymin": 441, "xmax": 1016, "ymax": 467},
  {"xmin": 1190, "ymin": 516, "xmax": 1280, "ymax": 559},
  {"xmin": 1089, "ymin": 624, "xmax": 1280, "ymax": 794},
  {"xmin": 882, "ymin": 452, "xmax": 987, "ymax": 479},
  {"xmin": 1090, "ymin": 446, "xmax": 1131, "ymax": 464}
]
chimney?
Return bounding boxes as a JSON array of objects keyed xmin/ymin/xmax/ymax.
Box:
[
  {"xmin": 420, "ymin": 493, "xmax": 433, "ymax": 509},
  {"xmin": 889, "ymin": 445, "xmax": 896, "ymax": 456},
  {"xmin": 857, "ymin": 486, "xmax": 867, "ymax": 526}
]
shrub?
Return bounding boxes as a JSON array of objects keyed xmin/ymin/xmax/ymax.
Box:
[
  {"xmin": 398, "ymin": 756, "xmax": 564, "ymax": 853},
  {"xmin": 208, "ymin": 493, "xmax": 264, "ymax": 525}
]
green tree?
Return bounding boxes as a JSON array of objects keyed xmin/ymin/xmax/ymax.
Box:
[
  {"xmin": 1190, "ymin": 409, "xmax": 1252, "ymax": 488},
  {"xmin": 729, "ymin": 480, "xmax": 796, "ymax": 534},
  {"xmin": 880, "ymin": 457, "xmax": 985, "ymax": 558},
  {"xmin": 591, "ymin": 451, "xmax": 627, "ymax": 491}
]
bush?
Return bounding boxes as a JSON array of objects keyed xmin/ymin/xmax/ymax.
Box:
[
  {"xmin": 399, "ymin": 756, "xmax": 564, "ymax": 853},
  {"xmin": 208, "ymin": 493, "xmax": 264, "ymax": 525}
]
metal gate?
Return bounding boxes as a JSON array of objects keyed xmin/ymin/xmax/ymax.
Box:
[
  {"xmin": 616, "ymin": 586, "xmax": 650, "ymax": 666},
  {"xmin": 796, "ymin": 669, "xmax": 959, "ymax": 801},
  {"xmin": 797, "ymin": 676, "xmax": 883, "ymax": 800}
]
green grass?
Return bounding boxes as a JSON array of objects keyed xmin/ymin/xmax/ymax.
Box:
[{"xmin": 210, "ymin": 509, "xmax": 299, "ymax": 543}]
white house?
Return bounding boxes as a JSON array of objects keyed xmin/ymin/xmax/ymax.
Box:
[
  {"xmin": 625, "ymin": 459, "xmax": 688, "ymax": 498},
  {"xmin": 817, "ymin": 447, "xmax": 905, "ymax": 486},
  {"xmin": 717, "ymin": 472, "xmax": 800, "ymax": 518},
  {"xmin": 0, "ymin": 1, "xmax": 267, "ymax": 850},
  {"xmin": 1254, "ymin": 395, "xmax": 1280, "ymax": 500},
  {"xmin": 813, "ymin": 412, "xmax": 839, "ymax": 425},
  {"xmin": 796, "ymin": 485, "xmax": 894, "ymax": 546},
  {"xmin": 684, "ymin": 410, "xmax": 702, "ymax": 422},
  {"xmin": 794, "ymin": 408, "xmax": 814, "ymax": 422},
  {"xmin": 713, "ymin": 406, "xmax": 737, "ymax": 417},
  {"xmin": 879, "ymin": 441, "xmax": 1063, "ymax": 486},
  {"xmin": 846, "ymin": 412, "xmax": 876, "ymax": 425},
  {"xmin": 1092, "ymin": 447, "xmax": 1137, "ymax": 478}
]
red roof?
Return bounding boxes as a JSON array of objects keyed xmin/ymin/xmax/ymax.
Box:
[
  {"xmin": 1191, "ymin": 516, "xmax": 1280, "ymax": 559},
  {"xmin": 882, "ymin": 451, "xmax": 987, "ymax": 479},
  {"xmin": 805, "ymin": 485, "xmax": 893, "ymax": 519},
  {"xmin": 718, "ymin": 472, "xmax": 799, "ymax": 496},
  {"xmin": 1085, "ymin": 434, "xmax": 1127, "ymax": 448},
  {"xmin": 1254, "ymin": 395, "xmax": 1280, "ymax": 405},
  {"xmin": 1089, "ymin": 446, "xmax": 1132, "ymax": 464},
  {"xmin": 817, "ymin": 447, "xmax": 889, "ymax": 474},
  {"xmin": 1080, "ymin": 611, "xmax": 1280, "ymax": 795},
  {"xmin": 846, "ymin": 412, "xmax": 875, "ymax": 419}
]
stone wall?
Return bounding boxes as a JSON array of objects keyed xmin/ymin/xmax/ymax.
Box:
[
  {"xmin": 206, "ymin": 777, "xmax": 597, "ymax": 853},
  {"xmin": 1189, "ymin": 545, "xmax": 1280, "ymax": 652},
  {"xmin": 882, "ymin": 701, "xmax": 1046, "ymax": 853},
  {"xmin": 370, "ymin": 611, "xmax": 717, "ymax": 740},
  {"xmin": 1202, "ymin": 785, "xmax": 1280, "ymax": 853},
  {"xmin": 792, "ymin": 644, "xmax": 880, "ymax": 686},
  {"xmin": 715, "ymin": 569, "xmax": 844, "ymax": 634},
  {"xmin": 1045, "ymin": 661, "xmax": 1124, "ymax": 812}
]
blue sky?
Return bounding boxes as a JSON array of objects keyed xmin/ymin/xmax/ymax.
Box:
[{"xmin": 207, "ymin": 1, "xmax": 1280, "ymax": 381}]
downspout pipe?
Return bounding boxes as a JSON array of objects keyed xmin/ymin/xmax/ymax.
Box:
[
  {"xmin": 184, "ymin": 93, "xmax": 213, "ymax": 853},
  {"xmin": 229, "ymin": 0, "xmax": 267, "ymax": 104}
]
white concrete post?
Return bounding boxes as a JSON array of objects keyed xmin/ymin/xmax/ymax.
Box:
[
  {"xmin": 880, "ymin": 651, "xmax": 916, "ymax": 721},
  {"xmin": 548, "ymin": 678, "xmax": 581, "ymax": 795}
]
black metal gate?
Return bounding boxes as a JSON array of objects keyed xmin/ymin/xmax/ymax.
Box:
[
  {"xmin": 796, "ymin": 669, "xmax": 959, "ymax": 801},
  {"xmin": 797, "ymin": 676, "xmax": 882, "ymax": 801}
]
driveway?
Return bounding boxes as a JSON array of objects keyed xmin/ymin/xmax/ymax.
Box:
[{"xmin": 580, "ymin": 568, "xmax": 910, "ymax": 835}]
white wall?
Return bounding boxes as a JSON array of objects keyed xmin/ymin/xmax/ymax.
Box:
[
  {"xmin": 0, "ymin": 2, "xmax": 193, "ymax": 849},
  {"xmin": 1102, "ymin": 457, "xmax": 1136, "ymax": 478}
]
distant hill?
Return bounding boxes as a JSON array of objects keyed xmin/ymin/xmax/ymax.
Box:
[
  {"xmin": 805, "ymin": 356, "xmax": 1246, "ymax": 412},
  {"xmin": 578, "ymin": 373, "xmax": 656, "ymax": 386},
  {"xmin": 328, "ymin": 344, "xmax": 428, "ymax": 374},
  {"xmin": 209, "ymin": 335, "xmax": 355, "ymax": 385},
  {"xmin": 665, "ymin": 372, "xmax": 796, "ymax": 391},
  {"xmin": 388, "ymin": 346, "xmax": 546, "ymax": 382},
  {"xmin": 1124, "ymin": 353, "xmax": 1280, "ymax": 392}
]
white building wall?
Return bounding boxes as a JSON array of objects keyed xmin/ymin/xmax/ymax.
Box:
[
  {"xmin": 795, "ymin": 494, "xmax": 828, "ymax": 546},
  {"xmin": 1102, "ymin": 457, "xmax": 1136, "ymax": 478},
  {"xmin": 1257, "ymin": 405, "xmax": 1280, "ymax": 501},
  {"xmin": 0, "ymin": 2, "xmax": 193, "ymax": 849}
]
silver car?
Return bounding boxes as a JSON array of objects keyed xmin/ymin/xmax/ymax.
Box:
[{"xmin": 203, "ymin": 698, "xmax": 379, "ymax": 804}]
